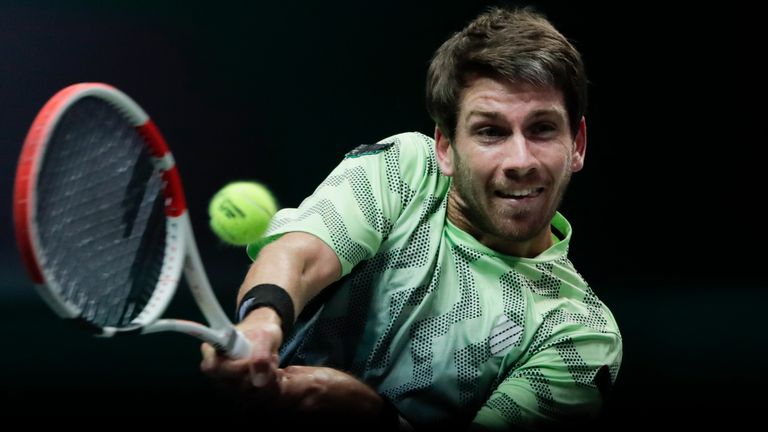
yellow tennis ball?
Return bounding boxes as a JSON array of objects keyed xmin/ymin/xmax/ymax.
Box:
[{"xmin": 208, "ymin": 181, "xmax": 278, "ymax": 246}]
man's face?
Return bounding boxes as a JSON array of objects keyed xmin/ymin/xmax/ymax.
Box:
[{"xmin": 436, "ymin": 75, "xmax": 586, "ymax": 257}]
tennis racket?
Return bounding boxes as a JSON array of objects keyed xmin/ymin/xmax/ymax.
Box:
[{"xmin": 13, "ymin": 82, "xmax": 252, "ymax": 359}]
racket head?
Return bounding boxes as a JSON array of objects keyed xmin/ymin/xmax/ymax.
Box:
[{"xmin": 13, "ymin": 83, "xmax": 188, "ymax": 335}]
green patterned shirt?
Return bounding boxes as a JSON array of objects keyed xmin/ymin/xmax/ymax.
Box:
[{"xmin": 249, "ymin": 132, "xmax": 622, "ymax": 430}]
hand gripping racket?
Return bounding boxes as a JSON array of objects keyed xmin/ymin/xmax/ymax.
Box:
[{"xmin": 13, "ymin": 83, "xmax": 252, "ymax": 359}]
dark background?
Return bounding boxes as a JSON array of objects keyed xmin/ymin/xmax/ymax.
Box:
[{"xmin": 0, "ymin": 0, "xmax": 763, "ymax": 426}]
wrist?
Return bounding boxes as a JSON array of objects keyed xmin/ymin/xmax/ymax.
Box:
[
  {"xmin": 240, "ymin": 306, "xmax": 281, "ymax": 326},
  {"xmin": 236, "ymin": 283, "xmax": 295, "ymax": 336}
]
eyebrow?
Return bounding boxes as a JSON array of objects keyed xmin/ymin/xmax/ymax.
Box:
[
  {"xmin": 529, "ymin": 108, "xmax": 566, "ymax": 119},
  {"xmin": 464, "ymin": 108, "xmax": 566, "ymax": 124},
  {"xmin": 465, "ymin": 110, "xmax": 502, "ymax": 122}
]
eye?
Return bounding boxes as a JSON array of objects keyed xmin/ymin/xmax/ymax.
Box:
[
  {"xmin": 528, "ymin": 122, "xmax": 558, "ymax": 139},
  {"xmin": 474, "ymin": 125, "xmax": 507, "ymax": 141},
  {"xmin": 479, "ymin": 126, "xmax": 502, "ymax": 136}
]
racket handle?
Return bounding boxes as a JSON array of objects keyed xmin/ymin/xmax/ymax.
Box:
[
  {"xmin": 224, "ymin": 328, "xmax": 253, "ymax": 359},
  {"xmin": 146, "ymin": 319, "xmax": 253, "ymax": 359}
]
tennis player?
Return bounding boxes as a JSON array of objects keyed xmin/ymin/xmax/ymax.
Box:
[{"xmin": 202, "ymin": 6, "xmax": 622, "ymax": 430}]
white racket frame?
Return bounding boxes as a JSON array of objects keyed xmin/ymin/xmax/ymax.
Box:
[{"xmin": 14, "ymin": 83, "xmax": 252, "ymax": 359}]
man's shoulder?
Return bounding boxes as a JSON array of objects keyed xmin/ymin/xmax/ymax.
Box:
[
  {"xmin": 345, "ymin": 131, "xmax": 433, "ymax": 158},
  {"xmin": 376, "ymin": 131, "xmax": 434, "ymax": 147}
]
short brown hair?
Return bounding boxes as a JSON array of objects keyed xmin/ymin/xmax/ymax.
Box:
[{"xmin": 426, "ymin": 7, "xmax": 587, "ymax": 141}]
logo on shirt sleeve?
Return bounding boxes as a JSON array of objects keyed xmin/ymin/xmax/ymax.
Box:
[{"xmin": 345, "ymin": 142, "xmax": 394, "ymax": 158}]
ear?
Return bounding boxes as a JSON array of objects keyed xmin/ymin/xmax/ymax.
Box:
[
  {"xmin": 571, "ymin": 117, "xmax": 587, "ymax": 172},
  {"xmin": 435, "ymin": 126, "xmax": 455, "ymax": 176}
]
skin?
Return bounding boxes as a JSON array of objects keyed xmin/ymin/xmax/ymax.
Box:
[
  {"xmin": 200, "ymin": 74, "xmax": 587, "ymax": 421},
  {"xmin": 199, "ymin": 233, "xmax": 380, "ymax": 420},
  {"xmin": 435, "ymin": 75, "xmax": 586, "ymax": 258}
]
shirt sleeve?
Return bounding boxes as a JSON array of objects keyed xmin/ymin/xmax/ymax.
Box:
[
  {"xmin": 472, "ymin": 330, "xmax": 622, "ymax": 430},
  {"xmin": 253, "ymin": 132, "xmax": 433, "ymax": 276}
]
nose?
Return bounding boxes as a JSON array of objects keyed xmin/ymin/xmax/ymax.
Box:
[{"xmin": 501, "ymin": 135, "xmax": 536, "ymax": 177}]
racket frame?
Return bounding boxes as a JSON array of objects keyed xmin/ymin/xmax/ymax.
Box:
[{"xmin": 13, "ymin": 83, "xmax": 251, "ymax": 358}]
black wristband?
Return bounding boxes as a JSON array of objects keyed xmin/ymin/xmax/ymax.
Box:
[{"xmin": 236, "ymin": 284, "xmax": 295, "ymax": 337}]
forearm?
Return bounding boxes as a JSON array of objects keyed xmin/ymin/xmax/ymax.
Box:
[
  {"xmin": 238, "ymin": 231, "xmax": 341, "ymax": 321},
  {"xmin": 277, "ymin": 366, "xmax": 406, "ymax": 429}
]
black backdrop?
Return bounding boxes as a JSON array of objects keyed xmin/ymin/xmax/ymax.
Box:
[{"xmin": 0, "ymin": 0, "xmax": 763, "ymax": 426}]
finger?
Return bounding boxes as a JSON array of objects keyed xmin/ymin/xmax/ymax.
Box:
[
  {"xmin": 240, "ymin": 322, "xmax": 282, "ymax": 388},
  {"xmin": 200, "ymin": 342, "xmax": 251, "ymax": 379},
  {"xmin": 249, "ymin": 349, "xmax": 279, "ymax": 388},
  {"xmin": 199, "ymin": 342, "xmax": 218, "ymax": 372}
]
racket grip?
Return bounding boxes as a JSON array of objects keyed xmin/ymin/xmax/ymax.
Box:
[
  {"xmin": 145, "ymin": 319, "xmax": 253, "ymax": 359},
  {"xmin": 224, "ymin": 328, "xmax": 253, "ymax": 359}
]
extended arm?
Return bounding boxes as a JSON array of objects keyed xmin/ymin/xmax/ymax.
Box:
[
  {"xmin": 200, "ymin": 231, "xmax": 340, "ymax": 388},
  {"xmin": 200, "ymin": 232, "xmax": 396, "ymax": 426},
  {"xmin": 237, "ymin": 231, "xmax": 341, "ymax": 318}
]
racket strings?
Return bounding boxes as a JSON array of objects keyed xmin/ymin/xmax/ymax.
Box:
[{"xmin": 36, "ymin": 97, "xmax": 167, "ymax": 328}]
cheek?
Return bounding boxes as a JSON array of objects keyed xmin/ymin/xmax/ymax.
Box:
[
  {"xmin": 457, "ymin": 154, "xmax": 486, "ymax": 186},
  {"xmin": 464, "ymin": 152, "xmax": 497, "ymax": 179},
  {"xmin": 545, "ymin": 151, "xmax": 572, "ymax": 178}
]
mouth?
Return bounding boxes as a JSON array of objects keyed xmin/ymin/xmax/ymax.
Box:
[{"xmin": 495, "ymin": 187, "xmax": 544, "ymax": 200}]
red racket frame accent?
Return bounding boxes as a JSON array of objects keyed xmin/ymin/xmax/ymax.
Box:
[{"xmin": 137, "ymin": 120, "xmax": 187, "ymax": 217}]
